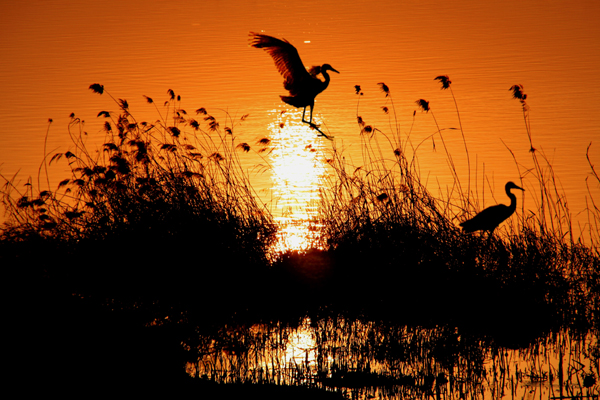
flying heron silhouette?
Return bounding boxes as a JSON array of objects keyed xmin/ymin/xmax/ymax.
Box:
[
  {"xmin": 249, "ymin": 32, "xmax": 339, "ymax": 138},
  {"xmin": 460, "ymin": 181, "xmax": 525, "ymax": 241}
]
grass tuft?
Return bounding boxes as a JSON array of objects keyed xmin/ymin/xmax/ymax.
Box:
[
  {"xmin": 1, "ymin": 85, "xmax": 276, "ymax": 315},
  {"xmin": 315, "ymin": 81, "xmax": 599, "ymax": 337}
]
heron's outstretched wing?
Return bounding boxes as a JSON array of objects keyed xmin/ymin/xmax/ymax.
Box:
[{"xmin": 249, "ymin": 32, "xmax": 311, "ymax": 95}]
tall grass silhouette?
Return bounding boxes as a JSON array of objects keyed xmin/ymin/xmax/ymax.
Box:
[
  {"xmin": 1, "ymin": 81, "xmax": 598, "ymax": 393},
  {"xmin": 1, "ymin": 84, "xmax": 276, "ymax": 311},
  {"xmin": 316, "ymin": 80, "xmax": 599, "ymax": 336},
  {"xmin": 1, "ymin": 81, "xmax": 597, "ymax": 331}
]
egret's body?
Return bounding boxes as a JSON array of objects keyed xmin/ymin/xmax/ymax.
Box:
[
  {"xmin": 460, "ymin": 181, "xmax": 524, "ymax": 238},
  {"xmin": 249, "ymin": 32, "xmax": 338, "ymax": 136}
]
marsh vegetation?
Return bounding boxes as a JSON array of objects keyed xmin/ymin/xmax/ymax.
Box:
[{"xmin": 2, "ymin": 81, "xmax": 598, "ymax": 398}]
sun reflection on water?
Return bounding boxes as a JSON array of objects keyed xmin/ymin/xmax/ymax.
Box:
[
  {"xmin": 282, "ymin": 317, "xmax": 318, "ymax": 367},
  {"xmin": 267, "ymin": 109, "xmax": 329, "ymax": 252}
]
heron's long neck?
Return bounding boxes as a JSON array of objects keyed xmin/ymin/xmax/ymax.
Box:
[
  {"xmin": 506, "ymin": 188, "xmax": 518, "ymax": 213},
  {"xmin": 320, "ymin": 70, "xmax": 331, "ymax": 88}
]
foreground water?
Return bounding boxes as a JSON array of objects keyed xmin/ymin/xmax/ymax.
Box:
[{"xmin": 183, "ymin": 317, "xmax": 598, "ymax": 399}]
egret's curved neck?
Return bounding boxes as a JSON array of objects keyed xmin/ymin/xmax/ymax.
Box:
[
  {"xmin": 506, "ymin": 187, "xmax": 518, "ymax": 212},
  {"xmin": 320, "ymin": 68, "xmax": 332, "ymax": 87}
]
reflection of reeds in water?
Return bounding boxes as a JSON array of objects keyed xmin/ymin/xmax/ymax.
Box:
[{"xmin": 186, "ymin": 316, "xmax": 599, "ymax": 400}]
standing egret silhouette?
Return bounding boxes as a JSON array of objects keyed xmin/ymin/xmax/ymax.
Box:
[
  {"xmin": 249, "ymin": 32, "xmax": 339, "ymax": 139},
  {"xmin": 460, "ymin": 181, "xmax": 524, "ymax": 241}
]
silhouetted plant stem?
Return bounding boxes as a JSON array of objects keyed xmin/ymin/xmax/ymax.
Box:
[
  {"xmin": 435, "ymin": 75, "xmax": 471, "ymax": 207},
  {"xmin": 37, "ymin": 119, "xmax": 54, "ymax": 197},
  {"xmin": 509, "ymin": 84, "xmax": 578, "ymax": 244},
  {"xmin": 415, "ymin": 98, "xmax": 464, "ymax": 204}
]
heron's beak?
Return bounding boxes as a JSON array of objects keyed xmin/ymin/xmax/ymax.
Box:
[{"xmin": 331, "ymin": 67, "xmax": 340, "ymax": 74}]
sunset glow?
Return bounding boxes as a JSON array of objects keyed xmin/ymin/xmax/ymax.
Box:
[
  {"xmin": 267, "ymin": 109, "xmax": 329, "ymax": 252},
  {"xmin": 2, "ymin": 0, "xmax": 599, "ymax": 395}
]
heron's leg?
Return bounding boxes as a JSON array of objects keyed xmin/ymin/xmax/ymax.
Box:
[
  {"xmin": 301, "ymin": 105, "xmax": 314, "ymax": 125},
  {"xmin": 300, "ymin": 104, "xmax": 333, "ymax": 140}
]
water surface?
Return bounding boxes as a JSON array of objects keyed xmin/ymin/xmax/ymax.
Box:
[
  {"xmin": 1, "ymin": 0, "xmax": 599, "ymax": 244},
  {"xmin": 1, "ymin": 1, "xmax": 599, "ymax": 394}
]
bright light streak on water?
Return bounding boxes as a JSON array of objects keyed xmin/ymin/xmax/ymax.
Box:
[{"xmin": 267, "ymin": 109, "xmax": 329, "ymax": 252}]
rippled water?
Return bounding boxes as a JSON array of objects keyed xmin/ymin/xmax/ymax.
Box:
[{"xmin": 1, "ymin": 0, "xmax": 599, "ymax": 245}]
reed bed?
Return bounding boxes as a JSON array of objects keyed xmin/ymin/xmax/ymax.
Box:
[
  {"xmin": 1, "ymin": 81, "xmax": 598, "ymax": 393},
  {"xmin": 1, "ymin": 84, "xmax": 276, "ymax": 311},
  {"xmin": 2, "ymin": 81, "xmax": 595, "ymax": 330},
  {"xmin": 314, "ymin": 81, "xmax": 599, "ymax": 337}
]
